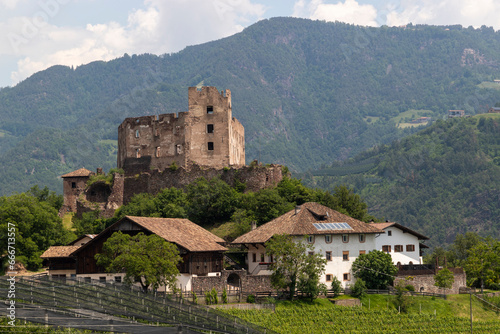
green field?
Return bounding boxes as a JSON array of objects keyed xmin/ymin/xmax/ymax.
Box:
[
  {"xmin": 477, "ymin": 81, "xmax": 500, "ymax": 90},
  {"xmin": 221, "ymin": 296, "xmax": 500, "ymax": 333}
]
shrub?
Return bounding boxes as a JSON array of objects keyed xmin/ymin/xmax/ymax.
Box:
[
  {"xmin": 192, "ymin": 291, "xmax": 198, "ymax": 304},
  {"xmin": 246, "ymin": 294, "xmax": 256, "ymax": 303},
  {"xmin": 205, "ymin": 291, "xmax": 211, "ymax": 305},
  {"xmin": 211, "ymin": 288, "xmax": 218, "ymax": 305},
  {"xmin": 405, "ymin": 284, "xmax": 415, "ymax": 292},
  {"xmin": 350, "ymin": 278, "xmax": 367, "ymax": 299},
  {"xmin": 222, "ymin": 288, "xmax": 228, "ymax": 304},
  {"xmin": 331, "ymin": 276, "xmax": 343, "ymax": 298},
  {"xmin": 169, "ymin": 161, "xmax": 178, "ymax": 171}
]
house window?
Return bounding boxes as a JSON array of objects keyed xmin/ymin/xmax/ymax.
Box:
[
  {"xmin": 114, "ymin": 276, "xmax": 122, "ymax": 283},
  {"xmin": 359, "ymin": 234, "xmax": 365, "ymax": 243},
  {"xmin": 208, "ymin": 142, "xmax": 214, "ymax": 150},
  {"xmin": 342, "ymin": 251, "xmax": 349, "ymax": 261},
  {"xmin": 325, "ymin": 235, "xmax": 332, "ymax": 243},
  {"xmin": 326, "ymin": 274, "xmax": 333, "ymax": 282},
  {"xmin": 307, "ymin": 235, "xmax": 314, "ymax": 244},
  {"xmin": 260, "ymin": 253, "xmax": 265, "ymax": 263},
  {"xmin": 359, "ymin": 250, "xmax": 366, "ymax": 255},
  {"xmin": 207, "ymin": 106, "xmax": 214, "ymax": 114},
  {"xmin": 155, "ymin": 146, "xmax": 160, "ymax": 158},
  {"xmin": 71, "ymin": 182, "xmax": 76, "ymax": 189},
  {"xmin": 342, "ymin": 234, "xmax": 349, "ymax": 243},
  {"xmin": 387, "ymin": 230, "xmax": 392, "ymax": 236},
  {"xmin": 382, "ymin": 245, "xmax": 391, "ymax": 253},
  {"xmin": 406, "ymin": 244, "xmax": 415, "ymax": 252},
  {"xmin": 135, "ymin": 130, "xmax": 140, "ymax": 138},
  {"xmin": 207, "ymin": 124, "xmax": 214, "ymax": 133},
  {"xmin": 343, "ymin": 273, "xmax": 350, "ymax": 281},
  {"xmin": 395, "ymin": 245, "xmax": 403, "ymax": 252},
  {"xmin": 326, "ymin": 251, "xmax": 332, "ymax": 261},
  {"xmin": 252, "ymin": 253, "xmax": 257, "ymax": 263}
]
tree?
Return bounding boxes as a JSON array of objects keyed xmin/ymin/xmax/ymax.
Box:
[
  {"xmin": 186, "ymin": 177, "xmax": 239, "ymax": 225},
  {"xmin": 0, "ymin": 192, "xmax": 73, "ymax": 270},
  {"xmin": 464, "ymin": 239, "xmax": 500, "ymax": 289},
  {"xmin": 352, "ymin": 250, "xmax": 398, "ymax": 289},
  {"xmin": 265, "ymin": 234, "xmax": 326, "ymax": 300},
  {"xmin": 434, "ymin": 267, "xmax": 455, "ymax": 291},
  {"xmin": 95, "ymin": 231, "xmax": 181, "ymax": 292}
]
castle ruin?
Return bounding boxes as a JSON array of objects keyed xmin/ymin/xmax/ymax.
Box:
[
  {"xmin": 118, "ymin": 87, "xmax": 245, "ymax": 174},
  {"xmin": 61, "ymin": 87, "xmax": 284, "ymax": 218}
]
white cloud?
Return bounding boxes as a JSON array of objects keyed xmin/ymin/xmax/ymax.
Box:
[
  {"xmin": 386, "ymin": 0, "xmax": 500, "ymax": 29},
  {"xmin": 2, "ymin": 0, "xmax": 266, "ymax": 86},
  {"xmin": 292, "ymin": 0, "xmax": 378, "ymax": 26},
  {"xmin": 0, "ymin": 0, "xmax": 21, "ymax": 10}
]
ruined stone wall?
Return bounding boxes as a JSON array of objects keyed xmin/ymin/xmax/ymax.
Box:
[
  {"xmin": 61, "ymin": 176, "xmax": 91, "ymax": 215},
  {"xmin": 122, "ymin": 163, "xmax": 284, "ymax": 204},
  {"xmin": 76, "ymin": 173, "xmax": 125, "ymax": 219},
  {"xmin": 117, "ymin": 112, "xmax": 189, "ymax": 172},
  {"xmin": 395, "ymin": 268, "xmax": 466, "ymax": 295},
  {"xmin": 117, "ymin": 87, "xmax": 245, "ymax": 173}
]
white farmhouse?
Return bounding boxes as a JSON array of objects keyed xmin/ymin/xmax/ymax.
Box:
[
  {"xmin": 232, "ymin": 202, "xmax": 385, "ymax": 288},
  {"xmin": 371, "ymin": 222, "xmax": 429, "ymax": 265}
]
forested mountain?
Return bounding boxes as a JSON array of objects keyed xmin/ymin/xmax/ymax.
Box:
[
  {"xmin": 2, "ymin": 18, "xmax": 500, "ymax": 195},
  {"xmin": 302, "ymin": 114, "xmax": 500, "ymax": 248}
]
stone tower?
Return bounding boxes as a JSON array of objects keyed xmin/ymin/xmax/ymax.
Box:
[{"xmin": 117, "ymin": 86, "xmax": 245, "ymax": 174}]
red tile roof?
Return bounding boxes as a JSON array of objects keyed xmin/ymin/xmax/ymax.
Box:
[
  {"xmin": 40, "ymin": 246, "xmax": 81, "ymax": 258},
  {"xmin": 121, "ymin": 216, "xmax": 227, "ymax": 252},
  {"xmin": 370, "ymin": 222, "xmax": 429, "ymax": 240},
  {"xmin": 232, "ymin": 202, "xmax": 384, "ymax": 244},
  {"xmin": 61, "ymin": 168, "xmax": 93, "ymax": 178}
]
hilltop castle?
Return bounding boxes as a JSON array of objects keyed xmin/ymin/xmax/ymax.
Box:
[
  {"xmin": 118, "ymin": 87, "xmax": 245, "ymax": 174},
  {"xmin": 61, "ymin": 87, "xmax": 284, "ymax": 217}
]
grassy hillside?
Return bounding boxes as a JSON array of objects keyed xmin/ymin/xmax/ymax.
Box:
[
  {"xmin": 3, "ymin": 19, "xmax": 500, "ymax": 195},
  {"xmin": 303, "ymin": 114, "xmax": 500, "ymax": 247},
  {"xmin": 221, "ymin": 296, "xmax": 500, "ymax": 333}
]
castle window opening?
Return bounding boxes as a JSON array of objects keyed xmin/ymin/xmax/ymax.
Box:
[
  {"xmin": 71, "ymin": 182, "xmax": 76, "ymax": 189},
  {"xmin": 155, "ymin": 146, "xmax": 160, "ymax": 158},
  {"xmin": 135, "ymin": 130, "xmax": 140, "ymax": 138},
  {"xmin": 136, "ymin": 148, "xmax": 141, "ymax": 158},
  {"xmin": 207, "ymin": 124, "xmax": 214, "ymax": 133},
  {"xmin": 208, "ymin": 142, "xmax": 214, "ymax": 151},
  {"xmin": 176, "ymin": 144, "xmax": 182, "ymax": 154},
  {"xmin": 207, "ymin": 106, "xmax": 214, "ymax": 114}
]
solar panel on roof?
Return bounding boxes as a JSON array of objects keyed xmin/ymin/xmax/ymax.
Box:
[{"xmin": 313, "ymin": 223, "xmax": 352, "ymax": 231}]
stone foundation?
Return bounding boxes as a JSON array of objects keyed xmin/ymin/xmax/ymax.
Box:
[
  {"xmin": 395, "ymin": 268, "xmax": 466, "ymax": 294},
  {"xmin": 191, "ymin": 270, "xmax": 272, "ymax": 295}
]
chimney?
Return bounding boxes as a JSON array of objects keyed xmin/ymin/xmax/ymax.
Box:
[
  {"xmin": 251, "ymin": 221, "xmax": 257, "ymax": 231},
  {"xmin": 295, "ymin": 205, "xmax": 301, "ymax": 215}
]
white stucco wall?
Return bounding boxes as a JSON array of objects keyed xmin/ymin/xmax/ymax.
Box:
[
  {"xmin": 245, "ymin": 233, "xmax": 378, "ymax": 289},
  {"xmin": 374, "ymin": 227, "xmax": 422, "ymax": 264},
  {"xmin": 308, "ymin": 234, "xmax": 377, "ymax": 288}
]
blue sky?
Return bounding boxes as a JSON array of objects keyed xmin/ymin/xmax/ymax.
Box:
[{"xmin": 1, "ymin": 0, "xmax": 500, "ymax": 88}]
